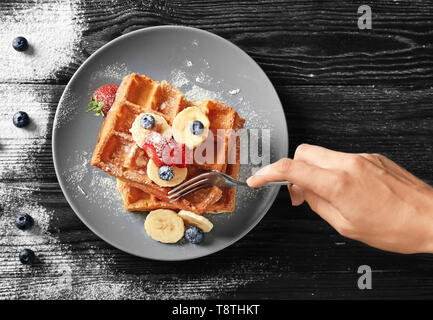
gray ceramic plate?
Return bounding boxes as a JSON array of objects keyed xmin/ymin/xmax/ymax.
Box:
[{"xmin": 52, "ymin": 26, "xmax": 288, "ymax": 260}]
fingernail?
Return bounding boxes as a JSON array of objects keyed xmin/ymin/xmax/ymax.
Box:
[{"xmin": 246, "ymin": 176, "xmax": 254, "ymax": 186}]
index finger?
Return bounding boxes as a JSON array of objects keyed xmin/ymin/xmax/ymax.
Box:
[
  {"xmin": 247, "ymin": 158, "xmax": 340, "ymax": 201},
  {"xmin": 294, "ymin": 144, "xmax": 352, "ymax": 169}
]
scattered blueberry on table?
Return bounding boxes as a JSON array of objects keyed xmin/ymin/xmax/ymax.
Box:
[
  {"xmin": 19, "ymin": 249, "xmax": 35, "ymax": 265},
  {"xmin": 141, "ymin": 114, "xmax": 155, "ymax": 129},
  {"xmin": 12, "ymin": 36, "xmax": 28, "ymax": 52},
  {"xmin": 13, "ymin": 111, "xmax": 30, "ymax": 128},
  {"xmin": 190, "ymin": 120, "xmax": 204, "ymax": 135},
  {"xmin": 15, "ymin": 213, "xmax": 34, "ymax": 230},
  {"xmin": 185, "ymin": 226, "xmax": 204, "ymax": 244},
  {"xmin": 159, "ymin": 165, "xmax": 174, "ymax": 181}
]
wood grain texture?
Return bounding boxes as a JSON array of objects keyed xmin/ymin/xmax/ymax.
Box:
[
  {"xmin": 1, "ymin": 0, "xmax": 433, "ymax": 84},
  {"xmin": 1, "ymin": 0, "xmax": 433, "ymax": 300}
]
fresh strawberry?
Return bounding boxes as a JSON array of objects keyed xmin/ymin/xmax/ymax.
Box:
[
  {"xmin": 169, "ymin": 143, "xmax": 191, "ymax": 168},
  {"xmin": 86, "ymin": 84, "xmax": 119, "ymax": 117},
  {"xmin": 143, "ymin": 143, "xmax": 165, "ymax": 167},
  {"xmin": 142, "ymin": 132, "xmax": 191, "ymax": 168},
  {"xmin": 142, "ymin": 132, "xmax": 170, "ymax": 167}
]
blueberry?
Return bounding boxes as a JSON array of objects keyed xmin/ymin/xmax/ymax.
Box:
[
  {"xmin": 19, "ymin": 249, "xmax": 35, "ymax": 265},
  {"xmin": 140, "ymin": 114, "xmax": 155, "ymax": 129},
  {"xmin": 158, "ymin": 165, "xmax": 174, "ymax": 181},
  {"xmin": 15, "ymin": 213, "xmax": 34, "ymax": 230},
  {"xmin": 12, "ymin": 36, "xmax": 28, "ymax": 52},
  {"xmin": 13, "ymin": 111, "xmax": 30, "ymax": 128},
  {"xmin": 185, "ymin": 226, "xmax": 204, "ymax": 244},
  {"xmin": 190, "ymin": 120, "xmax": 204, "ymax": 135}
]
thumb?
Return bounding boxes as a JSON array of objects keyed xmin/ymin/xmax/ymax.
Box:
[{"xmin": 288, "ymin": 184, "xmax": 304, "ymax": 206}]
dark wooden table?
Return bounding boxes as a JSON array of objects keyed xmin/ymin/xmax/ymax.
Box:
[{"xmin": 1, "ymin": 0, "xmax": 433, "ymax": 299}]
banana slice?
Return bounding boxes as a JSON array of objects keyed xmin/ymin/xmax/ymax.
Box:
[
  {"xmin": 144, "ymin": 209, "xmax": 185, "ymax": 243},
  {"xmin": 130, "ymin": 112, "xmax": 172, "ymax": 147},
  {"xmin": 178, "ymin": 210, "xmax": 214, "ymax": 233},
  {"xmin": 172, "ymin": 107, "xmax": 210, "ymax": 149},
  {"xmin": 146, "ymin": 159, "xmax": 187, "ymax": 187}
]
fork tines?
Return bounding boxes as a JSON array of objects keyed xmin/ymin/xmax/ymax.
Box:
[{"xmin": 167, "ymin": 172, "xmax": 213, "ymax": 203}]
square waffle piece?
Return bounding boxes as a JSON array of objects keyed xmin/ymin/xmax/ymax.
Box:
[
  {"xmin": 91, "ymin": 73, "xmax": 245, "ymax": 214},
  {"xmin": 116, "ymin": 151, "xmax": 241, "ymax": 214}
]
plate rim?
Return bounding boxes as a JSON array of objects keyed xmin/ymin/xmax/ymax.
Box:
[{"xmin": 52, "ymin": 25, "xmax": 289, "ymax": 261}]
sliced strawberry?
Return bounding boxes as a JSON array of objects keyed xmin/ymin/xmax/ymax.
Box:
[
  {"xmin": 142, "ymin": 143, "xmax": 164, "ymax": 167},
  {"xmin": 86, "ymin": 84, "xmax": 119, "ymax": 117},
  {"xmin": 169, "ymin": 143, "xmax": 191, "ymax": 168},
  {"xmin": 142, "ymin": 132, "xmax": 171, "ymax": 167},
  {"xmin": 141, "ymin": 132, "xmax": 191, "ymax": 168}
]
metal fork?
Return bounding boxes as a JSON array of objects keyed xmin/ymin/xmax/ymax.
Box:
[{"xmin": 167, "ymin": 170, "xmax": 291, "ymax": 203}]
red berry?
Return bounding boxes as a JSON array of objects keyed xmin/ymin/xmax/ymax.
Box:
[
  {"xmin": 170, "ymin": 143, "xmax": 191, "ymax": 168},
  {"xmin": 142, "ymin": 132, "xmax": 170, "ymax": 167},
  {"xmin": 141, "ymin": 132, "xmax": 190, "ymax": 168},
  {"xmin": 143, "ymin": 143, "xmax": 164, "ymax": 167},
  {"xmin": 87, "ymin": 84, "xmax": 119, "ymax": 117}
]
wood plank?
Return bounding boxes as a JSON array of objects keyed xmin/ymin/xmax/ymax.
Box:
[
  {"xmin": 282, "ymin": 84, "xmax": 433, "ymax": 184},
  {"xmin": 0, "ymin": 0, "xmax": 432, "ymax": 84},
  {"xmin": 1, "ymin": 215, "xmax": 433, "ymax": 299}
]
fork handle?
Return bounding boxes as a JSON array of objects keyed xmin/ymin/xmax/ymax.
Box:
[
  {"xmin": 265, "ymin": 181, "xmax": 292, "ymax": 186},
  {"xmin": 227, "ymin": 180, "xmax": 292, "ymax": 187}
]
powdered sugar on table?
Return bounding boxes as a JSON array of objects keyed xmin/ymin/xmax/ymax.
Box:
[{"xmin": 0, "ymin": 0, "xmax": 85, "ymax": 82}]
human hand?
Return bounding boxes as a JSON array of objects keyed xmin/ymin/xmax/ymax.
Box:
[{"xmin": 247, "ymin": 144, "xmax": 433, "ymax": 254}]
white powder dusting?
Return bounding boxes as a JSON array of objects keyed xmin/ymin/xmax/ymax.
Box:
[
  {"xmin": 0, "ymin": 85, "xmax": 51, "ymax": 139},
  {"xmin": 0, "ymin": 84, "xmax": 52, "ymax": 180},
  {"xmin": 89, "ymin": 62, "xmax": 132, "ymax": 89},
  {"xmin": 185, "ymin": 85, "xmax": 221, "ymax": 101},
  {"xmin": 0, "ymin": 181, "xmax": 122, "ymax": 299},
  {"xmin": 229, "ymin": 88, "xmax": 240, "ymax": 95},
  {"xmin": 0, "ymin": 0, "xmax": 85, "ymax": 81},
  {"xmin": 0, "ymin": 183, "xmax": 74, "ymax": 298},
  {"xmin": 195, "ymin": 72, "xmax": 214, "ymax": 85},
  {"xmin": 0, "ymin": 187, "xmax": 50, "ymax": 240},
  {"xmin": 63, "ymin": 150, "xmax": 122, "ymax": 212},
  {"xmin": 55, "ymin": 62, "xmax": 132, "ymax": 130},
  {"xmin": 54, "ymin": 85, "xmax": 81, "ymax": 129},
  {"xmin": 88, "ymin": 174, "xmax": 122, "ymax": 207},
  {"xmin": 170, "ymin": 69, "xmax": 190, "ymax": 88}
]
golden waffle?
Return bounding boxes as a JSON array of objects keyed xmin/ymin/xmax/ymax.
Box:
[
  {"xmin": 116, "ymin": 179, "xmax": 178, "ymax": 211},
  {"xmin": 118, "ymin": 161, "xmax": 240, "ymax": 213},
  {"xmin": 91, "ymin": 73, "xmax": 245, "ymax": 214},
  {"xmin": 117, "ymin": 110, "xmax": 243, "ymax": 213}
]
